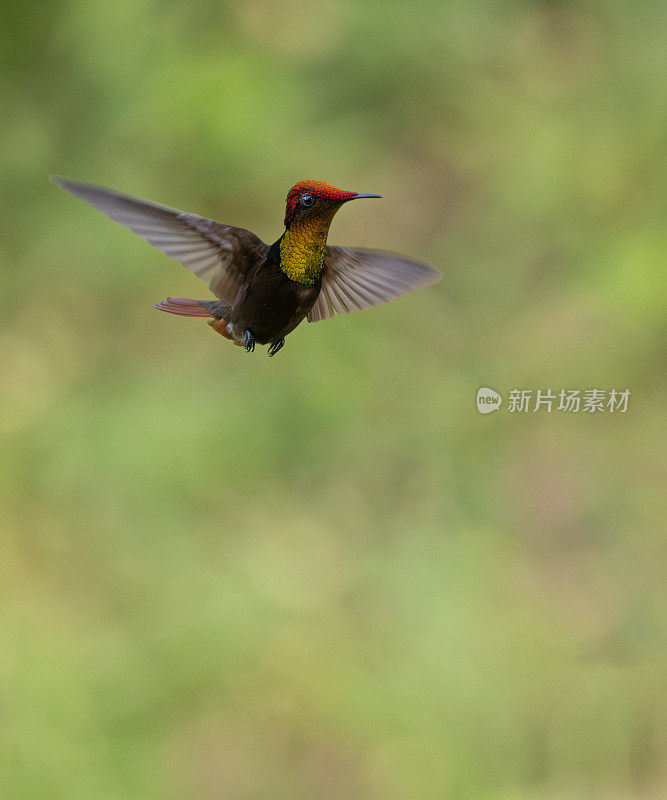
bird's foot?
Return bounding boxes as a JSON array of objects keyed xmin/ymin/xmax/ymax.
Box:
[
  {"xmin": 267, "ymin": 338, "xmax": 285, "ymax": 358},
  {"xmin": 243, "ymin": 329, "xmax": 256, "ymax": 353}
]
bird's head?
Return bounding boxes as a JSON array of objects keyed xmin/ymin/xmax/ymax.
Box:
[{"xmin": 284, "ymin": 180, "xmax": 381, "ymax": 229}]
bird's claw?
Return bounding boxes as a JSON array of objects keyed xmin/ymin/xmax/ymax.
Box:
[
  {"xmin": 267, "ymin": 339, "xmax": 285, "ymax": 357},
  {"xmin": 243, "ymin": 330, "xmax": 255, "ymax": 353}
]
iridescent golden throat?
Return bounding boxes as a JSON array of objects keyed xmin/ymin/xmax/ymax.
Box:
[{"xmin": 279, "ymin": 202, "xmax": 343, "ymax": 285}]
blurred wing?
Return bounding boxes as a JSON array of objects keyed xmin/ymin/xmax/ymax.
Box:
[
  {"xmin": 52, "ymin": 176, "xmax": 268, "ymax": 305},
  {"xmin": 308, "ymin": 246, "xmax": 441, "ymax": 322}
]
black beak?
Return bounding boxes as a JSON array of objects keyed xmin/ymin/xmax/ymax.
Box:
[{"xmin": 351, "ymin": 192, "xmax": 382, "ymax": 200}]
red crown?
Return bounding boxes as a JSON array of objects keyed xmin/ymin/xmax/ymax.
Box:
[{"xmin": 284, "ymin": 180, "xmax": 357, "ymax": 226}]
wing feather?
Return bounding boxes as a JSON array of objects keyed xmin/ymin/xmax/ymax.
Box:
[
  {"xmin": 52, "ymin": 176, "xmax": 268, "ymax": 305},
  {"xmin": 308, "ymin": 246, "xmax": 441, "ymax": 323}
]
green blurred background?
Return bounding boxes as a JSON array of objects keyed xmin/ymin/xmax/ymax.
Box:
[{"xmin": 1, "ymin": 1, "xmax": 665, "ymax": 798}]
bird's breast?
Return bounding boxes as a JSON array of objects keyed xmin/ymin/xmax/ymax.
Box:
[
  {"xmin": 279, "ymin": 223, "xmax": 328, "ymax": 285},
  {"xmin": 232, "ymin": 260, "xmax": 320, "ymax": 343}
]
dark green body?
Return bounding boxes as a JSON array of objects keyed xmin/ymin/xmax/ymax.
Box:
[{"xmin": 201, "ymin": 240, "xmax": 321, "ymax": 346}]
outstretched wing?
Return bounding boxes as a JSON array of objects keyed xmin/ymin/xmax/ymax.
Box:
[
  {"xmin": 307, "ymin": 246, "xmax": 441, "ymax": 323},
  {"xmin": 52, "ymin": 176, "xmax": 269, "ymax": 305}
]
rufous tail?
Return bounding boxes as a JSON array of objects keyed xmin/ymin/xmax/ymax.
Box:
[
  {"xmin": 153, "ymin": 297, "xmax": 240, "ymax": 345},
  {"xmin": 152, "ymin": 297, "xmax": 212, "ymax": 317}
]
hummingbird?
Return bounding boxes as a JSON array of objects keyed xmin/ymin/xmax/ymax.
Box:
[{"xmin": 52, "ymin": 176, "xmax": 441, "ymax": 357}]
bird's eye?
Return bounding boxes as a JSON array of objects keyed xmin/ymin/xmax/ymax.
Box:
[{"xmin": 299, "ymin": 193, "xmax": 315, "ymax": 208}]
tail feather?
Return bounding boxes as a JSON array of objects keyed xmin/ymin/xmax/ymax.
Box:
[{"xmin": 153, "ymin": 297, "xmax": 213, "ymax": 317}]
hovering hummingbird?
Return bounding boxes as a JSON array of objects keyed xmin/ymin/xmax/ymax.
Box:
[{"xmin": 52, "ymin": 176, "xmax": 441, "ymax": 356}]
